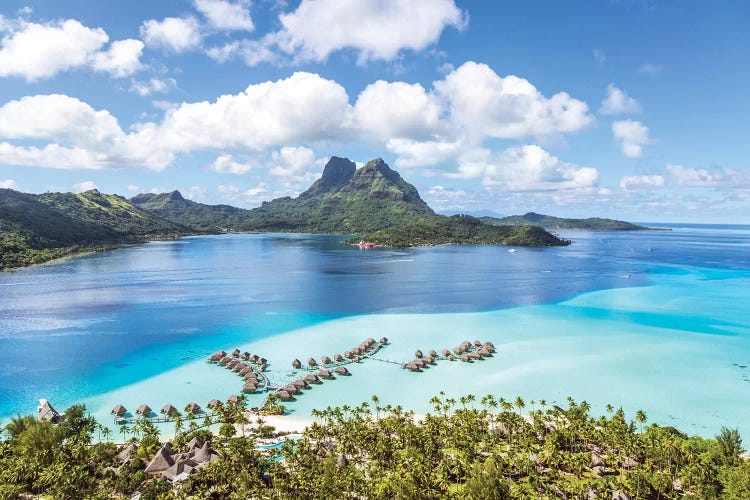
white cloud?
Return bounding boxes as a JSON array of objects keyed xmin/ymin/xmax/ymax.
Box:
[
  {"xmin": 434, "ymin": 62, "xmax": 593, "ymax": 140},
  {"xmin": 127, "ymin": 184, "xmax": 139, "ymax": 191},
  {"xmin": 354, "ymin": 80, "xmax": 444, "ymax": 141},
  {"xmin": 619, "ymin": 175, "xmax": 664, "ymax": 191},
  {"xmin": 275, "ymin": 0, "xmax": 467, "ymax": 64},
  {"xmin": 386, "ymin": 138, "xmax": 462, "ymax": 168},
  {"xmin": 593, "ymin": 49, "xmax": 607, "ymax": 64},
  {"xmin": 0, "ymin": 19, "xmax": 107, "ymax": 81},
  {"xmin": 210, "ymin": 154, "xmax": 255, "ymax": 174},
  {"xmin": 0, "ymin": 179, "xmax": 18, "ymax": 190},
  {"xmin": 639, "ymin": 63, "xmax": 662, "ymax": 74},
  {"xmin": 73, "ymin": 180, "xmax": 98, "ymax": 192},
  {"xmin": 453, "ymin": 145, "xmax": 599, "ymax": 191},
  {"xmin": 205, "ymin": 37, "xmax": 278, "ymax": 65},
  {"xmin": 195, "ymin": 0, "xmax": 254, "ymax": 31},
  {"xmin": 612, "ymin": 120, "xmax": 650, "ymax": 158},
  {"xmin": 427, "ymin": 185, "xmax": 466, "ymax": 199},
  {"xmin": 600, "ymin": 84, "xmax": 641, "ymax": 115},
  {"xmin": 269, "ymin": 146, "xmax": 316, "ymax": 178},
  {"xmin": 666, "ymin": 164, "xmax": 722, "ymax": 187},
  {"xmin": 130, "ymin": 77, "xmax": 177, "ymax": 96},
  {"xmin": 218, "ymin": 183, "xmax": 268, "ymax": 204},
  {"xmin": 182, "ymin": 185, "xmax": 207, "ymax": 200},
  {"xmin": 92, "ymin": 39, "xmax": 144, "ymax": 77},
  {"xmin": 140, "ymin": 17, "xmax": 201, "ymax": 53}
]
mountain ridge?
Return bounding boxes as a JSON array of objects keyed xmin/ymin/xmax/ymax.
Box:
[{"xmin": 480, "ymin": 212, "xmax": 651, "ymax": 231}]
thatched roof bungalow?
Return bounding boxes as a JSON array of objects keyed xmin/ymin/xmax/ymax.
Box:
[
  {"xmin": 227, "ymin": 394, "xmax": 243, "ymax": 404},
  {"xmin": 429, "ymin": 349, "xmax": 438, "ymax": 358},
  {"xmin": 292, "ymin": 359, "xmax": 302, "ymax": 369},
  {"xmin": 333, "ymin": 353, "xmax": 344, "ymax": 362},
  {"xmin": 218, "ymin": 357, "xmax": 231, "ymax": 365},
  {"xmin": 334, "ymin": 366, "xmax": 349, "ymax": 375},
  {"xmin": 241, "ymin": 352, "xmax": 250, "ymax": 360},
  {"xmin": 277, "ymin": 391, "xmax": 293, "ymax": 401},
  {"xmin": 304, "ymin": 373, "xmax": 320, "ymax": 383},
  {"xmin": 380, "ymin": 337, "xmax": 388, "ymax": 344},
  {"xmin": 442, "ymin": 348, "xmax": 451, "ymax": 357},
  {"xmin": 242, "ymin": 382, "xmax": 257, "ymax": 393},
  {"xmin": 283, "ymin": 384, "xmax": 299, "ymax": 394},
  {"xmin": 307, "ymin": 357, "xmax": 317, "ymax": 367},
  {"xmin": 415, "ymin": 349, "xmax": 423, "ymax": 358},
  {"xmin": 318, "ymin": 368, "xmax": 333, "ymax": 379},
  {"xmin": 207, "ymin": 399, "xmax": 222, "ymax": 409},
  {"xmin": 321, "ymin": 356, "xmax": 332, "ymax": 365},
  {"xmin": 161, "ymin": 404, "xmax": 178, "ymax": 416},
  {"xmin": 185, "ymin": 402, "xmax": 201, "ymax": 414},
  {"xmin": 473, "ymin": 340, "xmax": 482, "ymax": 347},
  {"xmin": 145, "ymin": 444, "xmax": 174, "ymax": 473},
  {"xmin": 231, "ymin": 349, "xmax": 240, "ymax": 357},
  {"xmin": 136, "ymin": 404, "xmax": 152, "ymax": 416},
  {"xmin": 111, "ymin": 404, "xmax": 127, "ymax": 416},
  {"xmin": 405, "ymin": 362, "xmax": 420, "ymax": 372},
  {"xmin": 37, "ymin": 399, "xmax": 61, "ymax": 423},
  {"xmin": 344, "ymin": 350, "xmax": 353, "ymax": 358},
  {"xmin": 292, "ymin": 379, "xmax": 309, "ymax": 389}
]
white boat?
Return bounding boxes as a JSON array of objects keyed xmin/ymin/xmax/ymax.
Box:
[{"xmin": 507, "ymin": 249, "xmax": 518, "ymax": 253}]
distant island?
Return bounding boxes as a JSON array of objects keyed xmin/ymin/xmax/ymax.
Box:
[
  {"xmin": 480, "ymin": 212, "xmax": 653, "ymax": 231},
  {"xmin": 0, "ymin": 157, "xmax": 570, "ymax": 270}
]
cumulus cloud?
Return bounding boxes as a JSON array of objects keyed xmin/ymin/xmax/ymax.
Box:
[
  {"xmin": 612, "ymin": 120, "xmax": 650, "ymax": 158},
  {"xmin": 218, "ymin": 183, "xmax": 268, "ymax": 204},
  {"xmin": 619, "ymin": 175, "xmax": 664, "ymax": 191},
  {"xmin": 453, "ymin": 145, "xmax": 599, "ymax": 191},
  {"xmin": 210, "ymin": 154, "xmax": 255, "ymax": 174},
  {"xmin": 92, "ymin": 39, "xmax": 144, "ymax": 77},
  {"xmin": 386, "ymin": 138, "xmax": 463, "ymax": 168},
  {"xmin": 0, "ymin": 179, "xmax": 18, "ymax": 190},
  {"xmin": 140, "ymin": 17, "xmax": 201, "ymax": 53},
  {"xmin": 127, "ymin": 185, "xmax": 139, "ymax": 191},
  {"xmin": 600, "ymin": 84, "xmax": 641, "ymax": 115},
  {"xmin": 205, "ymin": 37, "xmax": 278, "ymax": 65},
  {"xmin": 666, "ymin": 164, "xmax": 722, "ymax": 187},
  {"xmin": 195, "ymin": 0, "xmax": 254, "ymax": 31},
  {"xmin": 73, "ymin": 180, "xmax": 98, "ymax": 192},
  {"xmin": 434, "ymin": 62, "xmax": 593, "ymax": 140},
  {"xmin": 275, "ymin": 0, "xmax": 467, "ymax": 64},
  {"xmin": 130, "ymin": 77, "xmax": 177, "ymax": 96},
  {"xmin": 0, "ymin": 18, "xmax": 142, "ymax": 81},
  {"xmin": 269, "ymin": 146, "xmax": 316, "ymax": 178}
]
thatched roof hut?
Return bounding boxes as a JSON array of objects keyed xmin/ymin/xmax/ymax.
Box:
[
  {"xmin": 161, "ymin": 404, "xmax": 178, "ymax": 416},
  {"xmin": 242, "ymin": 382, "xmax": 257, "ymax": 393},
  {"xmin": 227, "ymin": 394, "xmax": 242, "ymax": 404},
  {"xmin": 111, "ymin": 404, "xmax": 127, "ymax": 416},
  {"xmin": 145, "ymin": 444, "xmax": 174, "ymax": 473},
  {"xmin": 423, "ymin": 356, "xmax": 435, "ymax": 365},
  {"xmin": 259, "ymin": 357, "xmax": 267, "ymax": 364},
  {"xmin": 448, "ymin": 355, "xmax": 455, "ymax": 361},
  {"xmin": 414, "ymin": 349, "xmax": 423, "ymax": 358},
  {"xmin": 208, "ymin": 352, "xmax": 224, "ymax": 362},
  {"xmin": 351, "ymin": 346, "xmax": 362, "ymax": 355},
  {"xmin": 442, "ymin": 348, "xmax": 451, "ymax": 357},
  {"xmin": 367, "ymin": 337, "xmax": 376, "ymax": 345},
  {"xmin": 239, "ymin": 366, "xmax": 252, "ymax": 375},
  {"xmin": 284, "ymin": 384, "xmax": 299, "ymax": 394},
  {"xmin": 379, "ymin": 336, "xmax": 388, "ymax": 344},
  {"xmin": 277, "ymin": 390, "xmax": 293, "ymax": 401},
  {"xmin": 292, "ymin": 379, "xmax": 309, "ymax": 388},
  {"xmin": 319, "ymin": 368, "xmax": 333, "ymax": 379},
  {"xmin": 232, "ymin": 349, "xmax": 240, "ymax": 357},
  {"xmin": 207, "ymin": 399, "xmax": 222, "ymax": 408},
  {"xmin": 185, "ymin": 402, "xmax": 201, "ymax": 414},
  {"xmin": 459, "ymin": 354, "xmax": 471, "ymax": 362},
  {"xmin": 428, "ymin": 349, "xmax": 438, "ymax": 358},
  {"xmin": 258, "ymin": 363, "xmax": 267, "ymax": 372},
  {"xmin": 478, "ymin": 348, "xmax": 491, "ymax": 357},
  {"xmin": 233, "ymin": 364, "xmax": 245, "ymax": 373},
  {"xmin": 136, "ymin": 404, "xmax": 152, "ymax": 416},
  {"xmin": 344, "ymin": 350, "xmax": 354, "ymax": 358},
  {"xmin": 250, "ymin": 354, "xmax": 260, "ymax": 363},
  {"xmin": 453, "ymin": 347, "xmax": 463, "ymax": 356},
  {"xmin": 241, "ymin": 352, "xmax": 250, "ymax": 360},
  {"xmin": 304, "ymin": 373, "xmax": 320, "ymax": 383},
  {"xmin": 405, "ymin": 362, "xmax": 420, "ymax": 372},
  {"xmin": 218, "ymin": 356, "xmax": 231, "ymax": 365},
  {"xmin": 227, "ymin": 360, "xmax": 239, "ymax": 369},
  {"xmin": 334, "ymin": 366, "xmax": 349, "ymax": 375},
  {"xmin": 483, "ymin": 341, "xmax": 495, "ymax": 352},
  {"xmin": 334, "ymin": 353, "xmax": 344, "ymax": 362},
  {"xmin": 244, "ymin": 374, "xmax": 258, "ymax": 382},
  {"xmin": 321, "ymin": 356, "xmax": 332, "ymax": 365},
  {"xmin": 187, "ymin": 436, "xmax": 204, "ymax": 451},
  {"xmin": 307, "ymin": 357, "xmax": 317, "ymax": 367},
  {"xmin": 473, "ymin": 340, "xmax": 482, "ymax": 347},
  {"xmin": 468, "ymin": 351, "xmax": 481, "ymax": 360}
]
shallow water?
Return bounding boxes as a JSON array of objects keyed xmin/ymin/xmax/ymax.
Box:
[{"xmin": 1, "ymin": 227, "xmax": 749, "ymax": 438}]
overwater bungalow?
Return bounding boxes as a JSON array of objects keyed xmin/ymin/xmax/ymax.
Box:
[
  {"xmin": 207, "ymin": 399, "xmax": 222, "ymax": 409},
  {"xmin": 380, "ymin": 337, "xmax": 388, "ymax": 344},
  {"xmin": 453, "ymin": 347, "xmax": 463, "ymax": 356},
  {"xmin": 405, "ymin": 362, "xmax": 420, "ymax": 372},
  {"xmin": 333, "ymin": 353, "xmax": 344, "ymax": 362},
  {"xmin": 344, "ymin": 350, "xmax": 353, "ymax": 359},
  {"xmin": 242, "ymin": 382, "xmax": 257, "ymax": 393},
  {"xmin": 478, "ymin": 348, "xmax": 491, "ymax": 357},
  {"xmin": 441, "ymin": 348, "xmax": 451, "ymax": 357},
  {"xmin": 483, "ymin": 341, "xmax": 496, "ymax": 353},
  {"xmin": 244, "ymin": 374, "xmax": 258, "ymax": 382},
  {"xmin": 334, "ymin": 366, "xmax": 349, "ymax": 376},
  {"xmin": 292, "ymin": 359, "xmax": 302, "ymax": 369},
  {"xmin": 292, "ymin": 379, "xmax": 309, "ymax": 389},
  {"xmin": 208, "ymin": 352, "xmax": 224, "ymax": 362},
  {"xmin": 239, "ymin": 366, "xmax": 252, "ymax": 375},
  {"xmin": 218, "ymin": 357, "xmax": 231, "ymax": 365},
  {"xmin": 260, "ymin": 357, "xmax": 268, "ymax": 364},
  {"xmin": 227, "ymin": 360, "xmax": 239, "ymax": 369},
  {"xmin": 277, "ymin": 391, "xmax": 293, "ymax": 401},
  {"xmin": 352, "ymin": 346, "xmax": 362, "ymax": 355},
  {"xmin": 468, "ymin": 351, "xmax": 482, "ymax": 360},
  {"xmin": 241, "ymin": 352, "xmax": 250, "ymax": 360},
  {"xmin": 423, "ymin": 356, "xmax": 435, "ymax": 365},
  {"xmin": 136, "ymin": 404, "xmax": 152, "ymax": 416},
  {"xmin": 321, "ymin": 356, "xmax": 332, "ymax": 365},
  {"xmin": 429, "ymin": 349, "xmax": 438, "ymax": 358},
  {"xmin": 319, "ymin": 368, "xmax": 333, "ymax": 379},
  {"xmin": 185, "ymin": 402, "xmax": 201, "ymax": 414},
  {"xmin": 414, "ymin": 349, "xmax": 423, "ymax": 358},
  {"xmin": 307, "ymin": 357, "xmax": 317, "ymax": 367},
  {"xmin": 304, "ymin": 373, "xmax": 320, "ymax": 384},
  {"xmin": 111, "ymin": 404, "xmax": 127, "ymax": 416},
  {"xmin": 233, "ymin": 364, "xmax": 245, "ymax": 373},
  {"xmin": 459, "ymin": 354, "xmax": 471, "ymax": 363},
  {"xmin": 161, "ymin": 404, "xmax": 178, "ymax": 416},
  {"xmin": 227, "ymin": 394, "xmax": 243, "ymax": 404},
  {"xmin": 473, "ymin": 340, "xmax": 482, "ymax": 347},
  {"xmin": 448, "ymin": 355, "xmax": 455, "ymax": 361},
  {"xmin": 231, "ymin": 349, "xmax": 240, "ymax": 357},
  {"xmin": 258, "ymin": 363, "xmax": 267, "ymax": 372},
  {"xmin": 283, "ymin": 384, "xmax": 299, "ymax": 394},
  {"xmin": 250, "ymin": 354, "xmax": 260, "ymax": 363}
]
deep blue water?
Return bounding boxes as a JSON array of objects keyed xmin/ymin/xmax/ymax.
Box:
[{"xmin": 1, "ymin": 226, "xmax": 749, "ymax": 419}]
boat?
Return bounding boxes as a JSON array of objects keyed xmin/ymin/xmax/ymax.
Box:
[
  {"xmin": 358, "ymin": 241, "xmax": 374, "ymax": 249},
  {"xmin": 507, "ymin": 249, "xmax": 518, "ymax": 253}
]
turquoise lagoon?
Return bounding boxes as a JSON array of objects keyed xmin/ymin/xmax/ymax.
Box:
[{"xmin": 1, "ymin": 226, "xmax": 749, "ymax": 438}]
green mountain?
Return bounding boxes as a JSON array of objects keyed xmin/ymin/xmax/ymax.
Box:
[
  {"xmin": 480, "ymin": 212, "xmax": 650, "ymax": 231},
  {"xmin": 130, "ymin": 190, "xmax": 251, "ymax": 232},
  {"xmin": 0, "ymin": 189, "xmax": 188, "ymax": 270}
]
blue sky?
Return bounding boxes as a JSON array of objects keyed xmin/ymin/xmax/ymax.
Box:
[{"xmin": 0, "ymin": 0, "xmax": 748, "ymax": 222}]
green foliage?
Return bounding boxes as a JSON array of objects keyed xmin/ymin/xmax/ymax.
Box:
[{"xmin": 481, "ymin": 211, "xmax": 651, "ymax": 230}]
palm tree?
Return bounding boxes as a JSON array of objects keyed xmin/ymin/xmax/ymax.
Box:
[
  {"xmin": 119, "ymin": 425, "xmax": 130, "ymax": 443},
  {"xmin": 514, "ymin": 396, "xmax": 525, "ymax": 416},
  {"xmin": 635, "ymin": 410, "xmax": 647, "ymax": 434}
]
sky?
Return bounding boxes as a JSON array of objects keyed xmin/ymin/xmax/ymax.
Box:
[{"xmin": 0, "ymin": 1, "xmax": 748, "ymax": 222}]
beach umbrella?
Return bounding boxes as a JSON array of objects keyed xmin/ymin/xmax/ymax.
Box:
[
  {"xmin": 136, "ymin": 404, "xmax": 152, "ymax": 416},
  {"xmin": 111, "ymin": 404, "xmax": 127, "ymax": 416}
]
